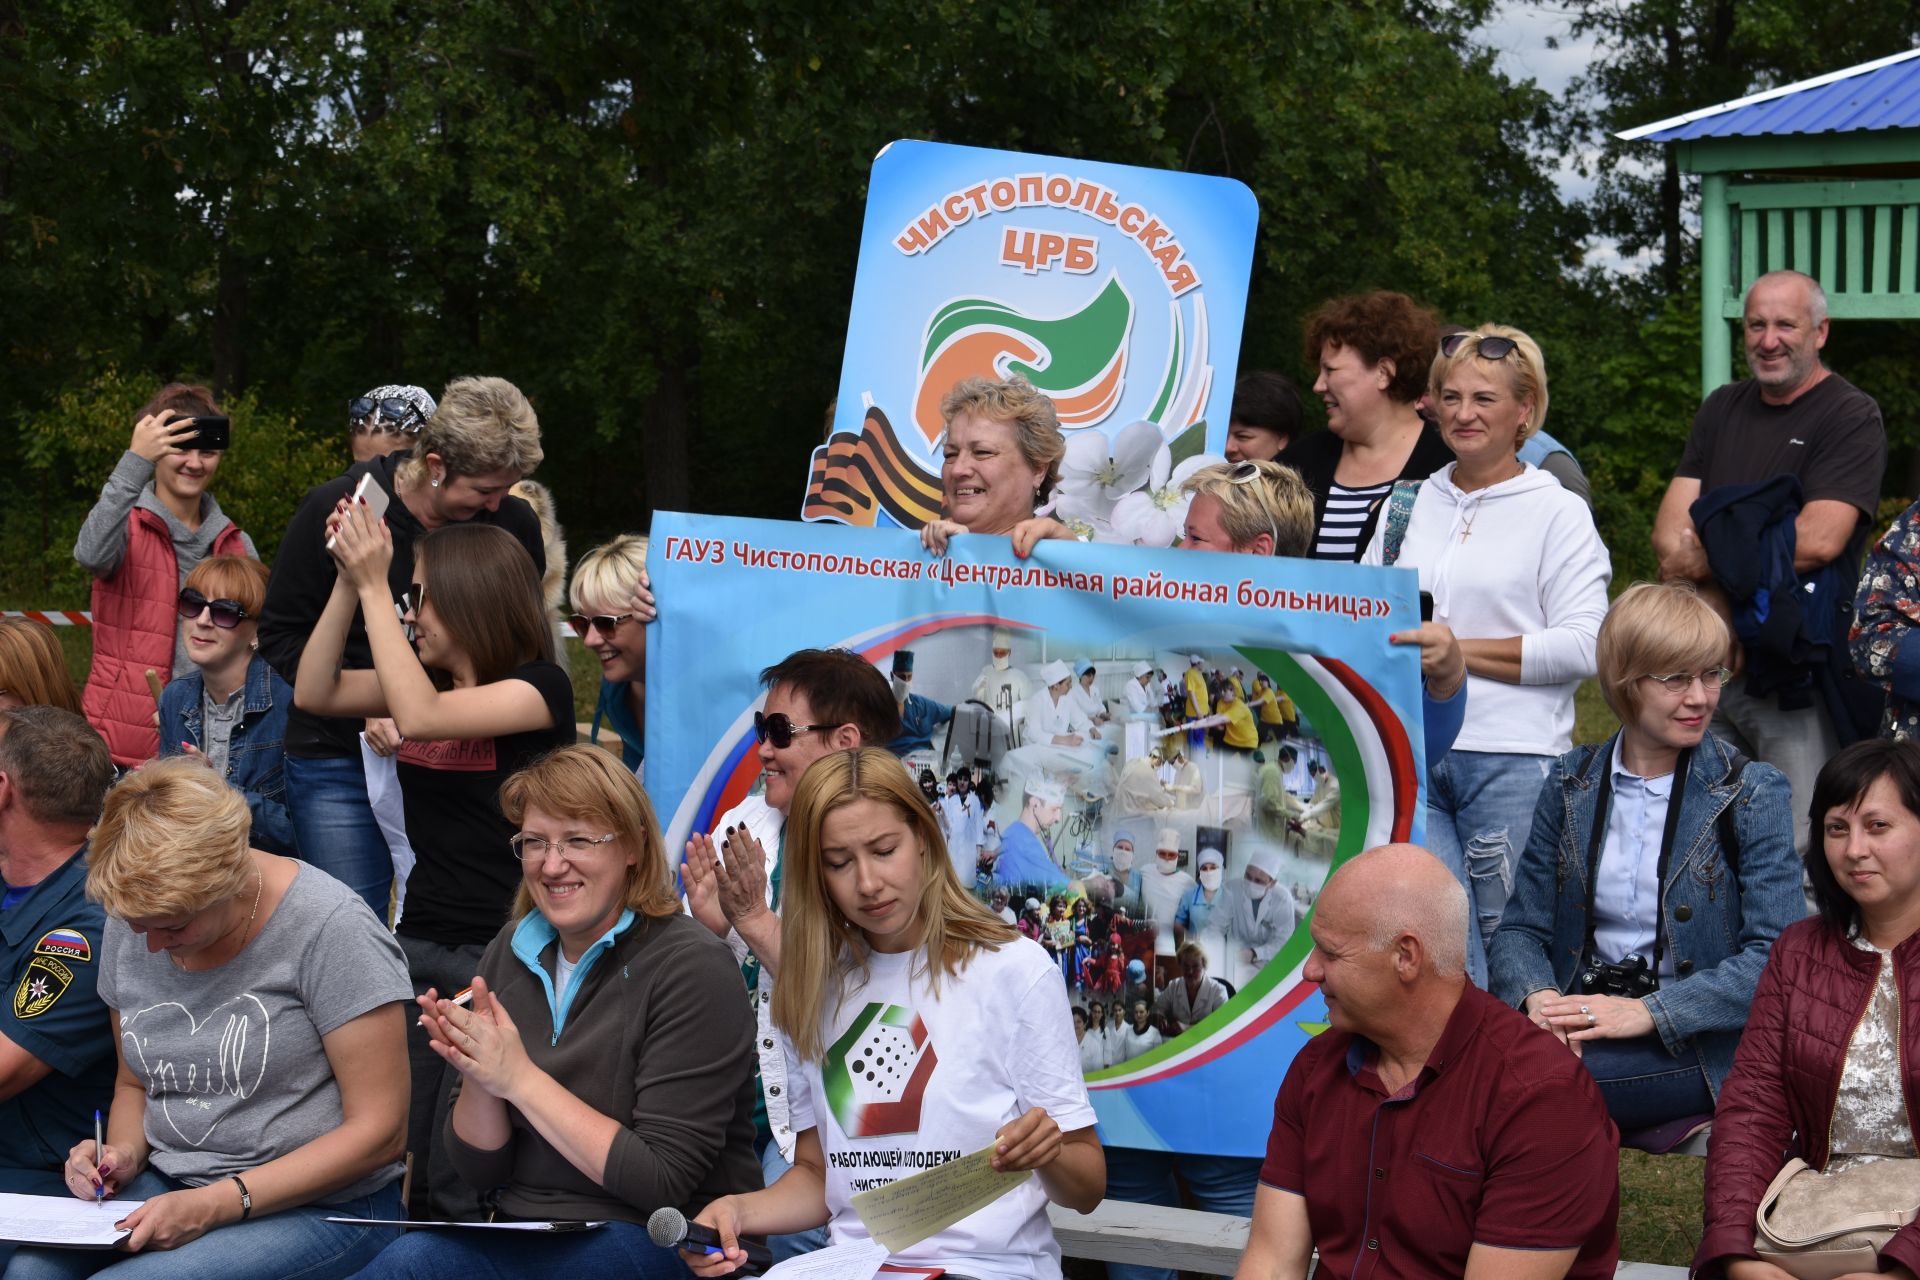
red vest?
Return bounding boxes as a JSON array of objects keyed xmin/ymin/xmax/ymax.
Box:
[{"xmin": 83, "ymin": 508, "xmax": 247, "ymax": 765}]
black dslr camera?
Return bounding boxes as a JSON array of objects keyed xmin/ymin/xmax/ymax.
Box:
[{"xmin": 1577, "ymin": 952, "xmax": 1657, "ymax": 998}]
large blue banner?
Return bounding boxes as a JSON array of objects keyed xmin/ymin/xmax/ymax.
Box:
[
  {"xmin": 803, "ymin": 140, "xmax": 1258, "ymax": 530},
  {"xmin": 649, "ymin": 512, "xmax": 1424, "ymax": 1157}
]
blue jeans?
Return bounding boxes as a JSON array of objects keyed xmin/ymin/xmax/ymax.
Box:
[
  {"xmin": 346, "ymin": 1220, "xmax": 690, "ymax": 1279},
  {"xmin": 1101, "ymin": 1148, "xmax": 1261, "ymax": 1280},
  {"xmin": 1426, "ymin": 751, "xmax": 1555, "ymax": 988},
  {"xmin": 286, "ymin": 753, "xmax": 394, "ymax": 921},
  {"xmin": 755, "ymin": 1134, "xmax": 829, "ymax": 1262},
  {"xmin": 1581, "ymin": 1035, "xmax": 1715, "ymax": 1132},
  {"xmin": 2, "ymin": 1173, "xmax": 401, "ymax": 1280}
]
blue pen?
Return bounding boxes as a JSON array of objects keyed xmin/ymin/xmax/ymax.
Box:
[{"xmin": 93, "ymin": 1109, "xmax": 105, "ymax": 1207}]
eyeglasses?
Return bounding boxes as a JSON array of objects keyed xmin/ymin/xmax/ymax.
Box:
[
  {"xmin": 1439, "ymin": 332, "xmax": 1519, "ymax": 360},
  {"xmin": 1222, "ymin": 460, "xmax": 1280, "ymax": 550},
  {"xmin": 348, "ymin": 396, "xmax": 426, "ymax": 436},
  {"xmin": 510, "ymin": 831, "xmax": 619, "ymax": 862},
  {"xmin": 176, "ymin": 588, "xmax": 248, "ymax": 629},
  {"xmin": 568, "ymin": 613, "xmax": 634, "ymax": 639},
  {"xmin": 753, "ymin": 710, "xmax": 841, "ymax": 749},
  {"xmin": 1640, "ymin": 667, "xmax": 1734, "ymax": 694}
]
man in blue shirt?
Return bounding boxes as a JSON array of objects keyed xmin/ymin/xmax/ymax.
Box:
[
  {"xmin": 989, "ymin": 776, "xmax": 1069, "ymax": 890},
  {"xmin": 0, "ymin": 708, "xmax": 117, "ymax": 1209}
]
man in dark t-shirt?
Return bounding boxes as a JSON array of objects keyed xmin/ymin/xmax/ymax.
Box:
[
  {"xmin": 1237, "ymin": 844, "xmax": 1619, "ymax": 1279},
  {"xmin": 1650, "ymin": 270, "xmax": 1886, "ymax": 853}
]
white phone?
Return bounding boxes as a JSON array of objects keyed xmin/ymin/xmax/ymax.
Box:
[{"xmin": 327, "ymin": 472, "xmax": 391, "ymax": 549}]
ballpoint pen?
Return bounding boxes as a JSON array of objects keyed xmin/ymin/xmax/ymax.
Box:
[{"xmin": 93, "ymin": 1109, "xmax": 105, "ymax": 1208}]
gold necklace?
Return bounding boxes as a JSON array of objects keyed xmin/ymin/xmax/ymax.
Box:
[{"xmin": 171, "ymin": 867, "xmax": 263, "ymax": 971}]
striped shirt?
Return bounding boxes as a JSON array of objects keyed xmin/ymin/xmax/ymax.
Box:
[{"xmin": 1312, "ymin": 479, "xmax": 1393, "ymax": 561}]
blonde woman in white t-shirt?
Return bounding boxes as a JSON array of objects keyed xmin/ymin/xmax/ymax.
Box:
[{"xmin": 684, "ymin": 747, "xmax": 1105, "ymax": 1280}]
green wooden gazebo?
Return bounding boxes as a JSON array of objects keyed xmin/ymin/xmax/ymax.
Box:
[{"xmin": 1620, "ymin": 48, "xmax": 1920, "ymax": 393}]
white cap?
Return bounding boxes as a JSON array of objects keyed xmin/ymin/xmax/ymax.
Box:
[
  {"xmin": 1248, "ymin": 847, "xmax": 1285, "ymax": 879},
  {"xmin": 1155, "ymin": 827, "xmax": 1180, "ymax": 852},
  {"xmin": 1026, "ymin": 777, "xmax": 1066, "ymax": 806},
  {"xmin": 1188, "ymin": 654, "xmax": 1204, "ymax": 666},
  {"xmin": 1132, "ymin": 660, "xmax": 1152, "ymax": 678},
  {"xmin": 1197, "ymin": 846, "xmax": 1225, "ymax": 868},
  {"xmin": 991, "ymin": 627, "xmax": 1013, "ymax": 651},
  {"xmin": 1040, "ymin": 659, "xmax": 1072, "ymax": 686}
]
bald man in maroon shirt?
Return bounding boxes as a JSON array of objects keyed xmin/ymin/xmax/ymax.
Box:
[{"xmin": 1236, "ymin": 844, "xmax": 1620, "ymax": 1280}]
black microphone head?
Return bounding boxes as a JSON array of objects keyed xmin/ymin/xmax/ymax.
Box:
[{"xmin": 645, "ymin": 1205, "xmax": 688, "ymax": 1249}]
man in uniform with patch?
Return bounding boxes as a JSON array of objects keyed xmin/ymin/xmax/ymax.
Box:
[{"xmin": 0, "ymin": 707, "xmax": 117, "ymax": 1204}]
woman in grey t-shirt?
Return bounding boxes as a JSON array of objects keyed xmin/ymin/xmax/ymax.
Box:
[{"xmin": 6, "ymin": 757, "xmax": 411, "ymax": 1280}]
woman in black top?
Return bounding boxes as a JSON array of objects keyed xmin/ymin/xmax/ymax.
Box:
[
  {"xmin": 296, "ymin": 502, "xmax": 574, "ymax": 1220},
  {"xmin": 1278, "ymin": 290, "xmax": 1453, "ymax": 561}
]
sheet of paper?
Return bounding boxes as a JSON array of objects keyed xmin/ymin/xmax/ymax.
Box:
[
  {"xmin": 0, "ymin": 1192, "xmax": 143, "ymax": 1248},
  {"xmin": 761, "ymin": 1239, "xmax": 888, "ymax": 1278},
  {"xmin": 849, "ymin": 1142, "xmax": 1032, "ymax": 1253},
  {"xmin": 323, "ymin": 1217, "xmax": 605, "ymax": 1232}
]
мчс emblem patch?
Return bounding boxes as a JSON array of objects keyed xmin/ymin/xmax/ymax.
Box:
[
  {"xmin": 13, "ymin": 955, "xmax": 74, "ymax": 1019},
  {"xmin": 34, "ymin": 928, "xmax": 90, "ymax": 963}
]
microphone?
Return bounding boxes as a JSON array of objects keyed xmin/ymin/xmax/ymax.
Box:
[{"xmin": 644, "ymin": 1206, "xmax": 773, "ymax": 1275}]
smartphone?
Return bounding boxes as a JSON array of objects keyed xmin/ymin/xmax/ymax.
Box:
[
  {"xmin": 327, "ymin": 472, "xmax": 392, "ymax": 550},
  {"xmin": 179, "ymin": 415, "xmax": 230, "ymax": 451},
  {"xmin": 1419, "ymin": 590, "xmax": 1435, "ymax": 623}
]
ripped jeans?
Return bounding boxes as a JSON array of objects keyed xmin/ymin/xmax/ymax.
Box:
[{"xmin": 1425, "ymin": 750, "xmax": 1555, "ymax": 988}]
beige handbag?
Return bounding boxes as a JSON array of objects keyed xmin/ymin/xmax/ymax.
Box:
[{"xmin": 1753, "ymin": 1156, "xmax": 1920, "ymax": 1278}]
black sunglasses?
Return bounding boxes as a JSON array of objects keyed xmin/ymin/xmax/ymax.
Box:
[
  {"xmin": 568, "ymin": 613, "xmax": 634, "ymax": 639},
  {"xmin": 1439, "ymin": 332, "xmax": 1519, "ymax": 360},
  {"xmin": 348, "ymin": 396, "xmax": 425, "ymax": 435},
  {"xmin": 396, "ymin": 583, "xmax": 427, "ymax": 643},
  {"xmin": 176, "ymin": 588, "xmax": 248, "ymax": 630},
  {"xmin": 752, "ymin": 710, "xmax": 841, "ymax": 750}
]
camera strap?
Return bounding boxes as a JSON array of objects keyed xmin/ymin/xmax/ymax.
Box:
[{"xmin": 1580, "ymin": 741, "xmax": 1692, "ymax": 983}]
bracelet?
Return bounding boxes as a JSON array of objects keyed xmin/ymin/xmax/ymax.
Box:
[{"xmin": 231, "ymin": 1174, "xmax": 252, "ymax": 1221}]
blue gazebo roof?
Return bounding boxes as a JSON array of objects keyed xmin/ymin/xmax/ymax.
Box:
[{"xmin": 1619, "ymin": 47, "xmax": 1920, "ymax": 142}]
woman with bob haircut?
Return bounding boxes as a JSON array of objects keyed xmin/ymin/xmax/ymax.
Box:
[
  {"xmin": 684, "ymin": 748, "xmax": 1104, "ymax": 1280},
  {"xmin": 918, "ymin": 375, "xmax": 1078, "ymax": 559},
  {"xmin": 0, "ymin": 617, "xmax": 82, "ymax": 715},
  {"xmin": 296, "ymin": 503, "xmax": 574, "ymax": 1222},
  {"xmin": 568, "ymin": 534, "xmax": 653, "ymax": 773},
  {"xmin": 1694, "ymin": 738, "xmax": 1920, "ymax": 1277},
  {"xmin": 1279, "ymin": 290, "xmax": 1452, "ymax": 562},
  {"xmin": 1489, "ymin": 582, "xmax": 1801, "ymax": 1132},
  {"xmin": 352, "ymin": 746, "xmax": 760, "ymax": 1279},
  {"xmin": 1178, "ymin": 458, "xmax": 1467, "ymax": 765},
  {"xmin": 1363, "ymin": 324, "xmax": 1611, "ymax": 987},
  {"xmin": 7, "ymin": 758, "xmax": 410, "ymax": 1280},
  {"xmin": 157, "ymin": 554, "xmax": 295, "ymax": 856}
]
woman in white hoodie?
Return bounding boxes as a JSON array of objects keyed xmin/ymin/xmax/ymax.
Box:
[{"xmin": 1362, "ymin": 325, "xmax": 1611, "ymax": 987}]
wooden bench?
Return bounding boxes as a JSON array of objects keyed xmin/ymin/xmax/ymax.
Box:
[{"xmin": 1047, "ymin": 1201, "xmax": 1687, "ymax": 1277}]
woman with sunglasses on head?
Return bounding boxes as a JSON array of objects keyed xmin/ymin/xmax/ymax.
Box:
[
  {"xmin": 1489, "ymin": 583, "xmax": 1801, "ymax": 1134},
  {"xmin": 1176, "ymin": 459, "xmax": 1468, "ymax": 765},
  {"xmin": 75, "ymin": 382, "xmax": 256, "ymax": 766},
  {"xmin": 683, "ymin": 748, "xmax": 1103, "ymax": 1280},
  {"xmin": 1278, "ymin": 291, "xmax": 1452, "ymax": 563},
  {"xmin": 157, "ymin": 555, "xmax": 296, "ymax": 856},
  {"xmin": 347, "ymin": 385, "xmax": 436, "ymax": 465},
  {"xmin": 351, "ymin": 747, "xmax": 760, "ymax": 1280},
  {"xmin": 296, "ymin": 501, "xmax": 574, "ymax": 1224},
  {"xmin": 917, "ymin": 375, "xmax": 1078, "ymax": 559},
  {"xmin": 1361, "ymin": 326, "xmax": 1611, "ymax": 988}
]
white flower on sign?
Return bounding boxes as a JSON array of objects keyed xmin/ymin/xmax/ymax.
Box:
[
  {"xmin": 1107, "ymin": 446, "xmax": 1226, "ymax": 547},
  {"xmin": 1057, "ymin": 420, "xmax": 1164, "ymax": 514}
]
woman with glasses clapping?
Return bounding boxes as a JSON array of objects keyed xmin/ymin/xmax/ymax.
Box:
[
  {"xmin": 157, "ymin": 555, "xmax": 296, "ymax": 855},
  {"xmin": 354, "ymin": 746, "xmax": 759, "ymax": 1280},
  {"xmin": 1489, "ymin": 583, "xmax": 1801, "ymax": 1133},
  {"xmin": 1361, "ymin": 325, "xmax": 1612, "ymax": 987},
  {"xmin": 296, "ymin": 500, "xmax": 574, "ymax": 1223}
]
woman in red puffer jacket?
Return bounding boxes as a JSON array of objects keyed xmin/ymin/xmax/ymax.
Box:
[{"xmin": 1696, "ymin": 738, "xmax": 1920, "ymax": 1280}]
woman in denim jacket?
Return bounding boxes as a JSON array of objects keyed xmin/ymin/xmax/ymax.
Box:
[
  {"xmin": 1489, "ymin": 582, "xmax": 1803, "ymax": 1130},
  {"xmin": 156, "ymin": 555, "xmax": 296, "ymax": 856}
]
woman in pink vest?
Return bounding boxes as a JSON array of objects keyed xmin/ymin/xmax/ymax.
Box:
[{"xmin": 74, "ymin": 384, "xmax": 255, "ymax": 766}]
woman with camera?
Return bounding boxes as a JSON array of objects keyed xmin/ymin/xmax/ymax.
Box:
[
  {"xmin": 1489, "ymin": 583, "xmax": 1803, "ymax": 1131},
  {"xmin": 1694, "ymin": 738, "xmax": 1920, "ymax": 1278}
]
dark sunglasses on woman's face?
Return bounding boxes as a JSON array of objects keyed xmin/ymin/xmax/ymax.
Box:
[
  {"xmin": 568, "ymin": 613, "xmax": 633, "ymax": 639},
  {"xmin": 176, "ymin": 588, "xmax": 248, "ymax": 629},
  {"xmin": 752, "ymin": 711, "xmax": 841, "ymax": 750},
  {"xmin": 1439, "ymin": 332, "xmax": 1519, "ymax": 360}
]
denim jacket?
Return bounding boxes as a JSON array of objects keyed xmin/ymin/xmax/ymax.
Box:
[
  {"xmin": 1487, "ymin": 730, "xmax": 1803, "ymax": 1099},
  {"xmin": 156, "ymin": 653, "xmax": 297, "ymax": 856}
]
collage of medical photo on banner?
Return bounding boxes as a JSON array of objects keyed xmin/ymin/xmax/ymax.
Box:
[{"xmin": 648, "ymin": 512, "xmax": 1425, "ymax": 1159}]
